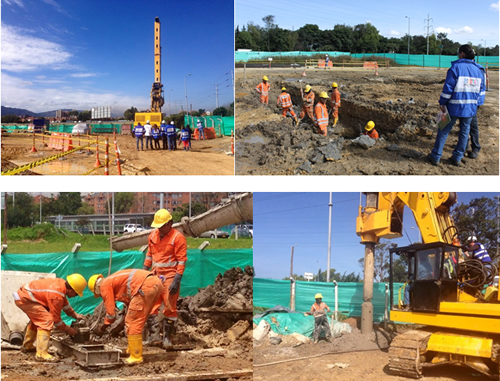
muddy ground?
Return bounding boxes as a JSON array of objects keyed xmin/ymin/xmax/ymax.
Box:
[
  {"xmin": 1, "ymin": 133, "xmax": 234, "ymax": 175},
  {"xmin": 1, "ymin": 267, "xmax": 253, "ymax": 380},
  {"xmin": 235, "ymin": 67, "xmax": 499, "ymax": 175},
  {"xmin": 253, "ymin": 323, "xmax": 491, "ymax": 381}
]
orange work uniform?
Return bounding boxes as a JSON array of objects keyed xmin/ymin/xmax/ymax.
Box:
[
  {"xmin": 299, "ymin": 91, "xmax": 315, "ymax": 120},
  {"xmin": 256, "ymin": 82, "xmax": 271, "ymax": 104},
  {"xmin": 14, "ymin": 278, "xmax": 77, "ymax": 332},
  {"xmin": 100, "ymin": 269, "xmax": 163, "ymax": 335},
  {"xmin": 277, "ymin": 92, "xmax": 296, "ymax": 118},
  {"xmin": 330, "ymin": 88, "xmax": 341, "ymax": 119},
  {"xmin": 364, "ymin": 129, "xmax": 379, "ymax": 139},
  {"xmin": 314, "ymin": 102, "xmax": 329, "ymax": 136},
  {"xmin": 144, "ymin": 228, "xmax": 187, "ymax": 321}
]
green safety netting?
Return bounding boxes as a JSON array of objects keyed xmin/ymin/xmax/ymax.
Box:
[
  {"xmin": 2, "ymin": 248, "xmax": 252, "ymax": 324},
  {"xmin": 1, "ymin": 125, "xmax": 30, "ymax": 131},
  {"xmin": 89, "ymin": 124, "xmax": 122, "ymax": 134},
  {"xmin": 253, "ymin": 278, "xmax": 404, "ymax": 322},
  {"xmin": 184, "ymin": 116, "xmax": 234, "ymax": 136},
  {"xmin": 236, "ymin": 50, "xmax": 499, "ymax": 69},
  {"xmin": 254, "ymin": 309, "xmax": 315, "ymax": 337},
  {"xmin": 47, "ymin": 125, "xmax": 74, "ymax": 133}
]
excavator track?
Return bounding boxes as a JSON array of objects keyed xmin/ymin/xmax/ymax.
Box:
[{"xmin": 388, "ymin": 330, "xmax": 433, "ymax": 379}]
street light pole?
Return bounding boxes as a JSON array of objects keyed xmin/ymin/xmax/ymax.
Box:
[
  {"xmin": 481, "ymin": 39, "xmax": 486, "ymax": 57},
  {"xmin": 184, "ymin": 74, "xmax": 191, "ymax": 116},
  {"xmin": 405, "ymin": 16, "xmax": 410, "ymax": 66}
]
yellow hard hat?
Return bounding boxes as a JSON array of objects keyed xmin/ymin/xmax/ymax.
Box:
[
  {"xmin": 365, "ymin": 121, "xmax": 375, "ymax": 131},
  {"xmin": 88, "ymin": 274, "xmax": 103, "ymax": 296},
  {"xmin": 151, "ymin": 208, "xmax": 172, "ymax": 228},
  {"xmin": 66, "ymin": 273, "xmax": 87, "ymax": 297},
  {"xmin": 315, "ymin": 293, "xmax": 323, "ymax": 299},
  {"xmin": 319, "ymin": 92, "xmax": 329, "ymax": 99},
  {"xmin": 263, "ymin": 76, "xmax": 268, "ymax": 81},
  {"xmin": 281, "ymin": 87, "xmax": 286, "ymax": 91},
  {"xmin": 304, "ymin": 85, "xmax": 312, "ymax": 92},
  {"xmin": 331, "ymin": 82, "xmax": 338, "ymax": 88}
]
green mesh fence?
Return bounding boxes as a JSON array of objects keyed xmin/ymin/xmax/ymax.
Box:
[
  {"xmin": 184, "ymin": 116, "xmax": 234, "ymax": 136},
  {"xmin": 253, "ymin": 278, "xmax": 404, "ymax": 323},
  {"xmin": 89, "ymin": 124, "xmax": 122, "ymax": 134},
  {"xmin": 1, "ymin": 125, "xmax": 30, "ymax": 131},
  {"xmin": 2, "ymin": 248, "xmax": 252, "ymax": 323}
]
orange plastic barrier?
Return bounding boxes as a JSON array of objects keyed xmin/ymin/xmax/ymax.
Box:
[
  {"xmin": 194, "ymin": 127, "xmax": 216, "ymax": 140},
  {"xmin": 318, "ymin": 60, "xmax": 333, "ymax": 68},
  {"xmin": 49, "ymin": 133, "xmax": 73, "ymax": 152},
  {"xmin": 363, "ymin": 61, "xmax": 379, "ymax": 70}
]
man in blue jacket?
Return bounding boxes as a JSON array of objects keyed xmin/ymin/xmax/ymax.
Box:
[
  {"xmin": 133, "ymin": 123, "xmax": 145, "ymax": 151},
  {"xmin": 160, "ymin": 120, "xmax": 168, "ymax": 150},
  {"xmin": 427, "ymin": 45, "xmax": 485, "ymax": 166},
  {"xmin": 466, "ymin": 60, "xmax": 486, "ymax": 159},
  {"xmin": 166, "ymin": 121, "xmax": 177, "ymax": 151}
]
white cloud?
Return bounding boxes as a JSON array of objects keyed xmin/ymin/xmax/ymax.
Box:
[
  {"xmin": 435, "ymin": 27, "xmax": 452, "ymax": 34},
  {"xmin": 70, "ymin": 73, "xmax": 97, "ymax": 78},
  {"xmin": 490, "ymin": 1, "xmax": 499, "ymax": 10},
  {"xmin": 1, "ymin": 25, "xmax": 72, "ymax": 72},
  {"xmin": 42, "ymin": 0, "xmax": 70, "ymax": 16},
  {"xmin": 454, "ymin": 26, "xmax": 474, "ymax": 34},
  {"xmin": 389, "ymin": 30, "xmax": 400, "ymax": 36},
  {"xmin": 2, "ymin": 0, "xmax": 25, "ymax": 8}
]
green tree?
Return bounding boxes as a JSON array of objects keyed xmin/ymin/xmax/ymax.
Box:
[
  {"xmin": 1, "ymin": 114, "xmax": 20, "ymax": 123},
  {"xmin": 76, "ymin": 203, "xmax": 95, "ymax": 215},
  {"xmin": 69, "ymin": 110, "xmax": 79, "ymax": 117},
  {"xmin": 358, "ymin": 240, "xmax": 398, "ymax": 282},
  {"xmin": 171, "ymin": 202, "xmax": 208, "ymax": 222},
  {"xmin": 57, "ymin": 192, "xmax": 82, "ymax": 215},
  {"xmin": 124, "ymin": 106, "xmax": 138, "ymax": 121},
  {"xmin": 6, "ymin": 193, "xmax": 35, "ymax": 227},
  {"xmin": 78, "ymin": 110, "xmax": 91, "ymax": 121},
  {"xmin": 297, "ymin": 24, "xmax": 321, "ymax": 51},
  {"xmin": 332, "ymin": 25, "xmax": 354, "ymax": 52},
  {"xmin": 235, "ymin": 29, "xmax": 258, "ymax": 50},
  {"xmin": 105, "ymin": 192, "xmax": 135, "ymax": 214},
  {"xmin": 353, "ymin": 23, "xmax": 380, "ymax": 53},
  {"xmin": 213, "ymin": 107, "xmax": 228, "ymax": 116},
  {"xmin": 198, "ymin": 109, "xmax": 206, "ymax": 115}
]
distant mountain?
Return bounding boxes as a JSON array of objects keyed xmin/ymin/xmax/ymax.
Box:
[{"xmin": 1, "ymin": 106, "xmax": 77, "ymax": 117}]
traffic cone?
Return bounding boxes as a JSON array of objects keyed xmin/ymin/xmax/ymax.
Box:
[
  {"xmin": 31, "ymin": 131, "xmax": 37, "ymax": 152},
  {"xmin": 94, "ymin": 138, "xmax": 101, "ymax": 167},
  {"xmin": 302, "ymin": 69, "xmax": 306, "ymax": 77}
]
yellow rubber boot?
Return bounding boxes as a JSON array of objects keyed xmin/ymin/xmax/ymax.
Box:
[
  {"xmin": 333, "ymin": 117, "xmax": 338, "ymax": 126},
  {"xmin": 123, "ymin": 334, "xmax": 143, "ymax": 365},
  {"xmin": 21, "ymin": 327, "xmax": 37, "ymax": 353},
  {"xmin": 35, "ymin": 330, "xmax": 58, "ymax": 362}
]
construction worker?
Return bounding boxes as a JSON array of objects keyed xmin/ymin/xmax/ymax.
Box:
[
  {"xmin": 314, "ymin": 92, "xmax": 329, "ymax": 136},
  {"xmin": 364, "ymin": 121, "xmax": 379, "ymax": 139},
  {"xmin": 166, "ymin": 121, "xmax": 177, "ymax": 151},
  {"xmin": 306, "ymin": 293, "xmax": 332, "ymax": 343},
  {"xmin": 330, "ymin": 82, "xmax": 341, "ymax": 125},
  {"xmin": 133, "ymin": 123, "xmax": 145, "ymax": 151},
  {"xmin": 143, "ymin": 209, "xmax": 187, "ymax": 349},
  {"xmin": 181, "ymin": 125, "xmax": 191, "ymax": 151},
  {"xmin": 299, "ymin": 85, "xmax": 315, "ymax": 122},
  {"xmin": 255, "ymin": 76, "xmax": 271, "ymax": 104},
  {"xmin": 13, "ymin": 274, "xmax": 87, "ymax": 362},
  {"xmin": 88, "ymin": 269, "xmax": 163, "ymax": 365},
  {"xmin": 152, "ymin": 124, "xmax": 161, "ymax": 149},
  {"xmin": 197, "ymin": 119, "xmax": 205, "ymax": 140},
  {"xmin": 277, "ymin": 87, "xmax": 298, "ymax": 125},
  {"xmin": 160, "ymin": 120, "xmax": 168, "ymax": 150},
  {"xmin": 463, "ymin": 236, "xmax": 491, "ymax": 263},
  {"xmin": 325, "ymin": 54, "xmax": 330, "ymax": 68},
  {"xmin": 144, "ymin": 120, "xmax": 153, "ymax": 150}
]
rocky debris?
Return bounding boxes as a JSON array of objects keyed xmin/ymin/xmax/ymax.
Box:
[
  {"xmin": 387, "ymin": 144, "xmax": 400, "ymax": 151},
  {"xmin": 227, "ymin": 320, "xmax": 250, "ymax": 342},
  {"xmin": 269, "ymin": 336, "xmax": 282, "ymax": 345},
  {"xmin": 296, "ymin": 160, "xmax": 312, "ymax": 173},
  {"xmin": 401, "ymin": 149, "xmax": 425, "ymax": 159},
  {"xmin": 351, "ymin": 135, "xmax": 376, "ymax": 149},
  {"xmin": 318, "ymin": 138, "xmax": 344, "ymax": 160},
  {"xmin": 254, "ymin": 320, "xmax": 271, "ymax": 341}
]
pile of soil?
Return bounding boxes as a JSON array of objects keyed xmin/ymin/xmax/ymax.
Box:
[{"xmin": 235, "ymin": 67, "xmax": 499, "ymax": 175}]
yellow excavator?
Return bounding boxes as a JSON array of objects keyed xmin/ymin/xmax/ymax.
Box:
[{"xmin": 356, "ymin": 192, "xmax": 499, "ymax": 379}]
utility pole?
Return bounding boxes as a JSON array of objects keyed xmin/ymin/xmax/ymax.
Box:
[
  {"xmin": 215, "ymin": 83, "xmax": 219, "ymax": 109},
  {"xmin": 289, "ymin": 244, "xmax": 296, "ymax": 309},
  {"xmin": 405, "ymin": 16, "xmax": 410, "ymax": 65},
  {"xmin": 326, "ymin": 192, "xmax": 333, "ymax": 282},
  {"xmin": 424, "ymin": 14, "xmax": 433, "ymax": 55}
]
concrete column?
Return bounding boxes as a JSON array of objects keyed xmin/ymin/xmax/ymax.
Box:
[{"xmin": 361, "ymin": 242, "xmax": 375, "ymax": 335}]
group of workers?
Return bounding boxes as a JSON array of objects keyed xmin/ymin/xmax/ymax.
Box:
[
  {"xmin": 133, "ymin": 119, "xmax": 207, "ymax": 151},
  {"xmin": 256, "ymin": 76, "xmax": 378, "ymax": 139},
  {"xmin": 14, "ymin": 208, "xmax": 187, "ymax": 366}
]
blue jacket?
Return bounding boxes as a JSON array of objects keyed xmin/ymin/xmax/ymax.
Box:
[
  {"xmin": 439, "ymin": 58, "xmax": 485, "ymax": 118},
  {"xmin": 181, "ymin": 129, "xmax": 190, "ymax": 141},
  {"xmin": 134, "ymin": 125, "xmax": 145, "ymax": 137},
  {"xmin": 472, "ymin": 242, "xmax": 491, "ymax": 263},
  {"xmin": 152, "ymin": 129, "xmax": 160, "ymax": 139},
  {"xmin": 160, "ymin": 124, "xmax": 168, "ymax": 136},
  {"xmin": 167, "ymin": 124, "xmax": 176, "ymax": 137}
]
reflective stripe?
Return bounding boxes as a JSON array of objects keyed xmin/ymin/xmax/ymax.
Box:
[
  {"xmin": 127, "ymin": 269, "xmax": 138, "ymax": 297},
  {"xmin": 13, "ymin": 292, "xmax": 20, "ymax": 301},
  {"xmin": 448, "ymin": 99, "xmax": 478, "ymax": 105},
  {"xmin": 62, "ymin": 305, "xmax": 72, "ymax": 311},
  {"xmin": 145, "ymin": 255, "xmax": 152, "ymax": 261},
  {"xmin": 279, "ymin": 94, "xmax": 292, "ymax": 108},
  {"xmin": 106, "ymin": 314, "xmax": 116, "ymax": 320},
  {"xmin": 473, "ymin": 243, "xmax": 491, "ymax": 262},
  {"xmin": 24, "ymin": 285, "xmax": 65, "ymax": 302},
  {"xmin": 440, "ymin": 92, "xmax": 452, "ymax": 99},
  {"xmin": 153, "ymin": 261, "xmax": 180, "ymax": 268},
  {"xmin": 55, "ymin": 321, "xmax": 63, "ymax": 327}
]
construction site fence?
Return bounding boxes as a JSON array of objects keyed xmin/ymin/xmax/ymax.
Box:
[
  {"xmin": 1, "ymin": 248, "xmax": 252, "ymax": 324},
  {"xmin": 253, "ymin": 278, "xmax": 404, "ymax": 322},
  {"xmin": 183, "ymin": 116, "xmax": 234, "ymax": 137},
  {"xmin": 235, "ymin": 50, "xmax": 499, "ymax": 69},
  {"xmin": 1, "ymin": 124, "xmax": 125, "ymax": 134}
]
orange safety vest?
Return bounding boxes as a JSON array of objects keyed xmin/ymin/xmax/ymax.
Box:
[
  {"xmin": 303, "ymin": 91, "xmax": 315, "ymax": 108},
  {"xmin": 256, "ymin": 82, "xmax": 270, "ymax": 96},
  {"xmin": 277, "ymin": 92, "xmax": 292, "ymax": 108},
  {"xmin": 330, "ymin": 88, "xmax": 341, "ymax": 108},
  {"xmin": 311, "ymin": 301, "xmax": 330, "ymax": 315},
  {"xmin": 15, "ymin": 278, "xmax": 75, "ymax": 329},
  {"xmin": 144, "ymin": 228, "xmax": 187, "ymax": 279},
  {"xmin": 364, "ymin": 129, "xmax": 379, "ymax": 139},
  {"xmin": 100, "ymin": 269, "xmax": 154, "ymax": 324},
  {"xmin": 314, "ymin": 102, "xmax": 329, "ymax": 128}
]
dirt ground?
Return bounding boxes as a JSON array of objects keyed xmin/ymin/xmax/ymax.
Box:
[
  {"xmin": 253, "ymin": 325, "xmax": 493, "ymax": 381},
  {"xmin": 235, "ymin": 67, "xmax": 499, "ymax": 175},
  {"xmin": 1, "ymin": 133, "xmax": 234, "ymax": 175}
]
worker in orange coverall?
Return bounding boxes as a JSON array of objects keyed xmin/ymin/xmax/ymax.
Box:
[
  {"xmin": 277, "ymin": 87, "xmax": 298, "ymax": 125},
  {"xmin": 299, "ymin": 85, "xmax": 315, "ymax": 122},
  {"xmin": 330, "ymin": 82, "xmax": 341, "ymax": 125},
  {"xmin": 88, "ymin": 269, "xmax": 163, "ymax": 365},
  {"xmin": 255, "ymin": 76, "xmax": 271, "ymax": 104},
  {"xmin": 314, "ymin": 92, "xmax": 330, "ymax": 136},
  {"xmin": 14, "ymin": 274, "xmax": 87, "ymax": 362},
  {"xmin": 363, "ymin": 120, "xmax": 379, "ymax": 139},
  {"xmin": 143, "ymin": 208, "xmax": 187, "ymax": 349}
]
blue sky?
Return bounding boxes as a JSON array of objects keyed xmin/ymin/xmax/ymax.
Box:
[
  {"xmin": 253, "ymin": 192, "xmax": 499, "ymax": 280},
  {"xmin": 235, "ymin": 0, "xmax": 499, "ymax": 48},
  {"xmin": 1, "ymin": 0, "xmax": 234, "ymax": 115}
]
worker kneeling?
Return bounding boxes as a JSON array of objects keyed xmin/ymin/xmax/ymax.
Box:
[
  {"xmin": 14, "ymin": 273, "xmax": 87, "ymax": 362},
  {"xmin": 363, "ymin": 121, "xmax": 379, "ymax": 139},
  {"xmin": 88, "ymin": 269, "xmax": 163, "ymax": 365},
  {"xmin": 306, "ymin": 293, "xmax": 332, "ymax": 343}
]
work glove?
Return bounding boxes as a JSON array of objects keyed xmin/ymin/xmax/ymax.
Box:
[
  {"xmin": 168, "ymin": 274, "xmax": 182, "ymax": 295},
  {"xmin": 63, "ymin": 325, "xmax": 77, "ymax": 337},
  {"xmin": 94, "ymin": 323, "xmax": 108, "ymax": 337},
  {"xmin": 143, "ymin": 265, "xmax": 150, "ymax": 271},
  {"xmin": 75, "ymin": 313, "xmax": 85, "ymax": 320}
]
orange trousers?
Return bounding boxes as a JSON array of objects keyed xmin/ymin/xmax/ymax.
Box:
[
  {"xmin": 125, "ymin": 276, "xmax": 163, "ymax": 335},
  {"xmin": 317, "ymin": 124, "xmax": 328, "ymax": 136},
  {"xmin": 299, "ymin": 106, "xmax": 314, "ymax": 120},
  {"xmin": 331, "ymin": 107, "xmax": 339, "ymax": 119},
  {"xmin": 150, "ymin": 276, "xmax": 180, "ymax": 321},
  {"xmin": 282, "ymin": 106, "xmax": 296, "ymax": 118},
  {"xmin": 15, "ymin": 299, "xmax": 54, "ymax": 332},
  {"xmin": 260, "ymin": 95, "xmax": 269, "ymax": 104}
]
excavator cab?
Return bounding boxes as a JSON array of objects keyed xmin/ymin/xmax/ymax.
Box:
[{"xmin": 390, "ymin": 243, "xmax": 460, "ymax": 313}]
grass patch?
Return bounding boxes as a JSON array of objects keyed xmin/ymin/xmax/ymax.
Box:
[{"xmin": 5, "ymin": 226, "xmax": 252, "ymax": 254}]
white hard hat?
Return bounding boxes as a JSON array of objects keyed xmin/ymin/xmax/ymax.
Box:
[
  {"xmin": 146, "ymin": 120, "xmax": 150, "ymax": 123},
  {"xmin": 162, "ymin": 120, "xmax": 165, "ymax": 123},
  {"xmin": 467, "ymin": 236, "xmax": 477, "ymax": 242},
  {"xmin": 170, "ymin": 121, "xmax": 174, "ymax": 124}
]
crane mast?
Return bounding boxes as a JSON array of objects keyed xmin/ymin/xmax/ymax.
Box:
[{"xmin": 151, "ymin": 17, "xmax": 164, "ymax": 112}]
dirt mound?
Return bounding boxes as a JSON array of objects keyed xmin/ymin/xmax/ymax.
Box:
[{"xmin": 235, "ymin": 68, "xmax": 499, "ymax": 175}]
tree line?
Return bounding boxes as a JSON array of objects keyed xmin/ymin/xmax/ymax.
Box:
[{"xmin": 236, "ymin": 15, "xmax": 499, "ymax": 56}]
